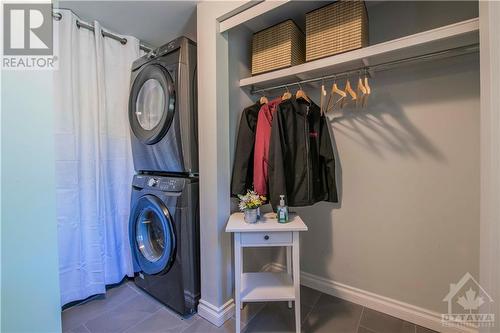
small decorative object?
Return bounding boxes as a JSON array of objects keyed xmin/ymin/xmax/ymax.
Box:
[
  {"xmin": 277, "ymin": 194, "xmax": 289, "ymax": 223},
  {"xmin": 238, "ymin": 190, "xmax": 266, "ymax": 224}
]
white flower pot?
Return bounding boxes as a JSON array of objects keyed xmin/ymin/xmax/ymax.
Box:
[{"xmin": 244, "ymin": 208, "xmax": 258, "ymax": 224}]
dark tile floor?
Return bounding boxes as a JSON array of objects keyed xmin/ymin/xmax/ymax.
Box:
[{"xmin": 62, "ymin": 281, "xmax": 439, "ymax": 333}]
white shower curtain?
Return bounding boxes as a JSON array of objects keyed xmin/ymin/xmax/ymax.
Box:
[{"xmin": 54, "ymin": 10, "xmax": 141, "ymax": 305}]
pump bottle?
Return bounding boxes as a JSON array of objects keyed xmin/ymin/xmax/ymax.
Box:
[{"xmin": 277, "ymin": 194, "xmax": 289, "ymax": 223}]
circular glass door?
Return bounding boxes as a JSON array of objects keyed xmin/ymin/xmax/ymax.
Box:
[
  {"xmin": 136, "ymin": 207, "xmax": 165, "ymax": 262},
  {"xmin": 129, "ymin": 64, "xmax": 176, "ymax": 145},
  {"xmin": 130, "ymin": 195, "xmax": 176, "ymax": 275},
  {"xmin": 135, "ymin": 79, "xmax": 165, "ymax": 131}
]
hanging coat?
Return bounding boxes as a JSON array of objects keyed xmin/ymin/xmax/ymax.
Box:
[
  {"xmin": 231, "ymin": 101, "xmax": 261, "ymax": 196},
  {"xmin": 253, "ymin": 97, "xmax": 281, "ymax": 196},
  {"xmin": 268, "ymin": 97, "xmax": 338, "ymax": 208}
]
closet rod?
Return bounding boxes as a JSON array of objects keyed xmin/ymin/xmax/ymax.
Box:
[
  {"xmin": 251, "ymin": 43, "xmax": 479, "ymax": 95},
  {"xmin": 52, "ymin": 11, "xmax": 153, "ymax": 53}
]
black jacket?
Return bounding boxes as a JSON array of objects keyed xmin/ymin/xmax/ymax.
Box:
[
  {"xmin": 231, "ymin": 102, "xmax": 261, "ymax": 196},
  {"xmin": 268, "ymin": 97, "xmax": 338, "ymax": 208}
]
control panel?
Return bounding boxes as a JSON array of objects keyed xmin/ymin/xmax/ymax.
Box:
[
  {"xmin": 158, "ymin": 177, "xmax": 185, "ymax": 192},
  {"xmin": 145, "ymin": 176, "xmax": 185, "ymax": 192},
  {"xmin": 133, "ymin": 175, "xmax": 186, "ymax": 192}
]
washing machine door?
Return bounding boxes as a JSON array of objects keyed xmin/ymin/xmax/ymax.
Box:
[
  {"xmin": 129, "ymin": 64, "xmax": 176, "ymax": 145},
  {"xmin": 130, "ymin": 194, "xmax": 176, "ymax": 275}
]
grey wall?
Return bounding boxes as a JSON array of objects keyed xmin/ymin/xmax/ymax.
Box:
[
  {"xmin": 272, "ymin": 1, "xmax": 480, "ymax": 313},
  {"xmin": 367, "ymin": 1, "xmax": 478, "ymax": 44},
  {"xmin": 293, "ymin": 52, "xmax": 480, "ymax": 313}
]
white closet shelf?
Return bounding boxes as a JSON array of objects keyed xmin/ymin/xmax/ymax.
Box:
[
  {"xmin": 239, "ymin": 18, "xmax": 479, "ymax": 90},
  {"xmin": 241, "ymin": 272, "xmax": 295, "ymax": 302}
]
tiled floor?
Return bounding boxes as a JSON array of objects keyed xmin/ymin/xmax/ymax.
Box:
[{"xmin": 62, "ymin": 280, "xmax": 439, "ymax": 333}]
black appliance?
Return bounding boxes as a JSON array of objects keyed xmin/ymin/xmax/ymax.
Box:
[
  {"xmin": 129, "ymin": 174, "xmax": 200, "ymax": 316},
  {"xmin": 129, "ymin": 36, "xmax": 198, "ymax": 175}
]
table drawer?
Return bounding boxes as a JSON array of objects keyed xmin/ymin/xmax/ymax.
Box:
[{"xmin": 241, "ymin": 231, "xmax": 292, "ymax": 246}]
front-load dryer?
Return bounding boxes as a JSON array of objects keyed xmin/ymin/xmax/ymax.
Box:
[
  {"xmin": 129, "ymin": 174, "xmax": 200, "ymax": 316},
  {"xmin": 129, "ymin": 36, "xmax": 197, "ymax": 175}
]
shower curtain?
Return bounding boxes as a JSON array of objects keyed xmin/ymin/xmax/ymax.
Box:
[{"xmin": 54, "ymin": 10, "xmax": 141, "ymax": 305}]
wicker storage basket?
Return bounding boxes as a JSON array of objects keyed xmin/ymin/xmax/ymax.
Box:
[
  {"xmin": 306, "ymin": 1, "xmax": 368, "ymax": 62},
  {"xmin": 252, "ymin": 20, "xmax": 305, "ymax": 75}
]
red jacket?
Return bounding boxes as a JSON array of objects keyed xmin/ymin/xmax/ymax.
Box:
[{"xmin": 253, "ymin": 98, "xmax": 281, "ymax": 196}]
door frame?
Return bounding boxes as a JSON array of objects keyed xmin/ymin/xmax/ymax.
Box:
[
  {"xmin": 479, "ymin": 2, "xmax": 500, "ymax": 332},
  {"xmin": 196, "ymin": 1, "xmax": 500, "ymax": 329}
]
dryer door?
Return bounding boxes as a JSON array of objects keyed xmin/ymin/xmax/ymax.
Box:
[
  {"xmin": 130, "ymin": 194, "xmax": 176, "ymax": 275},
  {"xmin": 129, "ymin": 64, "xmax": 176, "ymax": 145}
]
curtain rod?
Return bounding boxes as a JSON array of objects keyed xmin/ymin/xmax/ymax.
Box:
[
  {"xmin": 251, "ymin": 43, "xmax": 480, "ymax": 95},
  {"xmin": 52, "ymin": 11, "xmax": 153, "ymax": 53}
]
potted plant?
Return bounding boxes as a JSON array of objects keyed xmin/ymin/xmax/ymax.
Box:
[{"xmin": 238, "ymin": 190, "xmax": 266, "ymax": 224}]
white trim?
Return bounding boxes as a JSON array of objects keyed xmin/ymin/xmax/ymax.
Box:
[
  {"xmin": 479, "ymin": 2, "xmax": 500, "ymax": 333},
  {"xmin": 197, "ymin": 298, "xmax": 235, "ymax": 327},
  {"xmin": 219, "ymin": 1, "xmax": 289, "ymax": 33},
  {"xmin": 264, "ymin": 263, "xmax": 477, "ymax": 333}
]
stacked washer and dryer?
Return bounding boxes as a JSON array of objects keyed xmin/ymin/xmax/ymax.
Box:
[{"xmin": 127, "ymin": 37, "xmax": 200, "ymax": 317}]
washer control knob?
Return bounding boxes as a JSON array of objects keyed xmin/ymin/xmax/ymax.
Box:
[
  {"xmin": 264, "ymin": 235, "xmax": 270, "ymax": 240},
  {"xmin": 148, "ymin": 178, "xmax": 159, "ymax": 187}
]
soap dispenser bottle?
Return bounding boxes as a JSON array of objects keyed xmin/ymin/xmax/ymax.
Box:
[{"xmin": 277, "ymin": 194, "xmax": 289, "ymax": 223}]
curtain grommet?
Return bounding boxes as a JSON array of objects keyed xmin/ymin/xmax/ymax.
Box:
[{"xmin": 52, "ymin": 12, "xmax": 62, "ymax": 21}]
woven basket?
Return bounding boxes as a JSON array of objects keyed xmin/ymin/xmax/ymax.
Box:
[
  {"xmin": 306, "ymin": 1, "xmax": 368, "ymax": 62},
  {"xmin": 252, "ymin": 20, "xmax": 305, "ymax": 75}
]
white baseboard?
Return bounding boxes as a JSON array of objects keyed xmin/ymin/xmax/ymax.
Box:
[
  {"xmin": 197, "ymin": 298, "xmax": 235, "ymax": 327},
  {"xmin": 262, "ymin": 263, "xmax": 477, "ymax": 333}
]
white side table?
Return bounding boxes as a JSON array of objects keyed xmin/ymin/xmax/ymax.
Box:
[{"xmin": 226, "ymin": 212, "xmax": 308, "ymax": 333}]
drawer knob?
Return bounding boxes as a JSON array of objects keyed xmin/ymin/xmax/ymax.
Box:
[{"xmin": 264, "ymin": 235, "xmax": 270, "ymax": 240}]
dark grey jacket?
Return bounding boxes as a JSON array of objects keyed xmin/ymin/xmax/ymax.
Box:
[
  {"xmin": 268, "ymin": 97, "xmax": 338, "ymax": 208},
  {"xmin": 231, "ymin": 102, "xmax": 261, "ymax": 196}
]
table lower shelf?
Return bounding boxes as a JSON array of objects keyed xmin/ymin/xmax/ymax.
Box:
[{"xmin": 241, "ymin": 272, "xmax": 294, "ymax": 302}]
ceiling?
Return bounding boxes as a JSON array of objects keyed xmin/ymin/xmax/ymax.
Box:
[{"xmin": 58, "ymin": 1, "xmax": 198, "ymax": 48}]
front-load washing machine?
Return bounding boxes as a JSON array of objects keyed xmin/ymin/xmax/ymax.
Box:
[
  {"xmin": 129, "ymin": 36, "xmax": 197, "ymax": 175},
  {"xmin": 129, "ymin": 174, "xmax": 200, "ymax": 316}
]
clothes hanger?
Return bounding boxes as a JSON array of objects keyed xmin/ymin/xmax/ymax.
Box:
[
  {"xmin": 357, "ymin": 73, "xmax": 367, "ymax": 95},
  {"xmin": 325, "ymin": 77, "xmax": 334, "ymax": 113},
  {"xmin": 345, "ymin": 79, "xmax": 357, "ymax": 102},
  {"xmin": 339, "ymin": 77, "xmax": 355, "ymax": 109},
  {"xmin": 320, "ymin": 79, "xmax": 327, "ymax": 115},
  {"xmin": 325, "ymin": 75, "xmax": 346, "ymax": 114},
  {"xmin": 295, "ymin": 82, "xmax": 311, "ymax": 103},
  {"xmin": 364, "ymin": 71, "xmax": 371, "ymax": 95},
  {"xmin": 357, "ymin": 71, "xmax": 368, "ymax": 108},
  {"xmin": 332, "ymin": 79, "xmax": 347, "ymax": 99},
  {"xmin": 325, "ymin": 77, "xmax": 342, "ymax": 113},
  {"xmin": 282, "ymin": 85, "xmax": 292, "ymax": 100},
  {"xmin": 333, "ymin": 77, "xmax": 348, "ymax": 110},
  {"xmin": 339, "ymin": 81, "xmax": 348, "ymax": 109},
  {"xmin": 362, "ymin": 71, "xmax": 371, "ymax": 108},
  {"xmin": 259, "ymin": 94, "xmax": 269, "ymax": 105}
]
